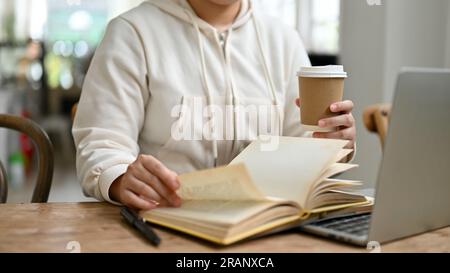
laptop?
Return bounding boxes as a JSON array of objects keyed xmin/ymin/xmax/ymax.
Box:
[{"xmin": 298, "ymin": 67, "xmax": 450, "ymax": 246}]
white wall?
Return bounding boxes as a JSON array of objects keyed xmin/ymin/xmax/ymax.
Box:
[
  {"xmin": 383, "ymin": 0, "xmax": 450, "ymax": 101},
  {"xmin": 340, "ymin": 0, "xmax": 450, "ymax": 187},
  {"xmin": 339, "ymin": 0, "xmax": 386, "ymax": 187},
  {"xmin": 446, "ymin": 1, "xmax": 450, "ymax": 68}
]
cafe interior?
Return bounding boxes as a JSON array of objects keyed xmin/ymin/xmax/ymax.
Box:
[{"xmin": 0, "ymin": 0, "xmax": 449, "ymax": 205}]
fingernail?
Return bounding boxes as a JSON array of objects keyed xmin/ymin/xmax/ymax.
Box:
[
  {"xmin": 319, "ymin": 121, "xmax": 326, "ymax": 127},
  {"xmin": 331, "ymin": 104, "xmax": 338, "ymax": 111},
  {"xmin": 149, "ymin": 200, "xmax": 160, "ymax": 207}
]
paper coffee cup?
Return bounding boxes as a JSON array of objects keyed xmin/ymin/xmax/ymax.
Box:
[{"xmin": 298, "ymin": 65, "xmax": 347, "ymax": 132}]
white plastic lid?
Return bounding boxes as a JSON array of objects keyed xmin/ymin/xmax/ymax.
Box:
[{"xmin": 298, "ymin": 65, "xmax": 348, "ymax": 78}]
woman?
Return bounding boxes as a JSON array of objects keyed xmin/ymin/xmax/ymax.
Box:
[{"xmin": 73, "ymin": 0, "xmax": 356, "ymax": 210}]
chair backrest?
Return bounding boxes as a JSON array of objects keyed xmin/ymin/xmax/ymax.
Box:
[
  {"xmin": 71, "ymin": 103, "xmax": 78, "ymax": 122},
  {"xmin": 363, "ymin": 104, "xmax": 391, "ymax": 148},
  {"xmin": 0, "ymin": 114, "xmax": 54, "ymax": 203},
  {"xmin": 0, "ymin": 160, "xmax": 7, "ymax": 203}
]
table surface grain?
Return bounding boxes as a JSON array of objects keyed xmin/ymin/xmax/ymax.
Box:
[{"xmin": 0, "ymin": 203, "xmax": 449, "ymax": 253}]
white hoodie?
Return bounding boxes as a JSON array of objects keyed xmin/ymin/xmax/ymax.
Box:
[{"xmin": 73, "ymin": 0, "xmax": 311, "ymax": 204}]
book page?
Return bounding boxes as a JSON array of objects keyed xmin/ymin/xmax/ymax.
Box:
[
  {"xmin": 143, "ymin": 200, "xmax": 302, "ymax": 245},
  {"xmin": 306, "ymin": 164, "xmax": 359, "ymax": 198},
  {"xmin": 321, "ymin": 163, "xmax": 358, "ymax": 179},
  {"xmin": 309, "ymin": 179, "xmax": 363, "ymax": 199},
  {"xmin": 307, "ymin": 190, "xmax": 368, "ymax": 210},
  {"xmin": 177, "ymin": 164, "xmax": 266, "ymax": 201},
  {"xmin": 230, "ymin": 136, "xmax": 349, "ymax": 207},
  {"xmin": 335, "ymin": 149, "xmax": 354, "ymax": 162},
  {"xmin": 145, "ymin": 200, "xmax": 279, "ymax": 226}
]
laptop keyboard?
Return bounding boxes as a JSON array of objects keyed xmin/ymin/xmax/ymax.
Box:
[{"xmin": 310, "ymin": 213, "xmax": 372, "ymax": 237}]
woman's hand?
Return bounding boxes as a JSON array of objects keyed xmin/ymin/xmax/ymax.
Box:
[
  {"xmin": 109, "ymin": 155, "xmax": 182, "ymax": 210},
  {"xmin": 296, "ymin": 99, "xmax": 356, "ymax": 149}
]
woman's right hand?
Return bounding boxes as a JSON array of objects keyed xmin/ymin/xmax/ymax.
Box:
[{"xmin": 109, "ymin": 155, "xmax": 182, "ymax": 210}]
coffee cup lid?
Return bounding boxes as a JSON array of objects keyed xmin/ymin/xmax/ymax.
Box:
[{"xmin": 298, "ymin": 65, "xmax": 348, "ymax": 78}]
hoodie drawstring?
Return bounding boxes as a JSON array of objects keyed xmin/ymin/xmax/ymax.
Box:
[
  {"xmin": 223, "ymin": 27, "xmax": 240, "ymax": 151},
  {"xmin": 185, "ymin": 9, "xmax": 281, "ymax": 167},
  {"xmin": 185, "ymin": 10, "xmax": 219, "ymax": 166},
  {"xmin": 252, "ymin": 16, "xmax": 279, "ymax": 106},
  {"xmin": 252, "ymin": 15, "xmax": 283, "ymax": 135}
]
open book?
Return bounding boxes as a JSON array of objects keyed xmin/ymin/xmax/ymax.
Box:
[{"xmin": 141, "ymin": 137, "xmax": 372, "ymax": 245}]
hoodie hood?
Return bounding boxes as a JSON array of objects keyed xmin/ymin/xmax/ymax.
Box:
[{"xmin": 145, "ymin": 0, "xmax": 252, "ymax": 31}]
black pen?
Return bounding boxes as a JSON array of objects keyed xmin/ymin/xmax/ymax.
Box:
[{"xmin": 121, "ymin": 206, "xmax": 161, "ymax": 246}]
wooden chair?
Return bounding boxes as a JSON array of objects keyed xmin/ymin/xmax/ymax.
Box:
[
  {"xmin": 0, "ymin": 160, "xmax": 7, "ymax": 203},
  {"xmin": 363, "ymin": 104, "xmax": 392, "ymax": 148},
  {"xmin": 0, "ymin": 114, "xmax": 54, "ymax": 203},
  {"xmin": 71, "ymin": 103, "xmax": 78, "ymax": 122}
]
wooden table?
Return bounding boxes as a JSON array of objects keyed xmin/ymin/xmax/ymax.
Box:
[{"xmin": 0, "ymin": 203, "xmax": 449, "ymax": 253}]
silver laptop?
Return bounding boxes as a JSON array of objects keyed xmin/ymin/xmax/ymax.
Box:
[{"xmin": 299, "ymin": 67, "xmax": 450, "ymax": 246}]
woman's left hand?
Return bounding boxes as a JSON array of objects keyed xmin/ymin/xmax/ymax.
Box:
[{"xmin": 296, "ymin": 99, "xmax": 356, "ymax": 149}]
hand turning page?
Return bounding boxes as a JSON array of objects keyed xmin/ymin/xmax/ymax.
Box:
[{"xmin": 141, "ymin": 137, "xmax": 371, "ymax": 245}]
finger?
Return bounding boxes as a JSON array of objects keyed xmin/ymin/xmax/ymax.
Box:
[
  {"xmin": 133, "ymin": 164, "xmax": 181, "ymax": 207},
  {"xmin": 319, "ymin": 114, "xmax": 355, "ymax": 128},
  {"xmin": 330, "ymin": 100, "xmax": 354, "ymax": 113},
  {"xmin": 140, "ymin": 155, "xmax": 180, "ymax": 191},
  {"xmin": 122, "ymin": 190, "xmax": 156, "ymax": 210},
  {"xmin": 148, "ymin": 175, "xmax": 181, "ymax": 207},
  {"xmin": 314, "ymin": 131, "xmax": 355, "ymax": 149},
  {"xmin": 140, "ymin": 194, "xmax": 171, "ymax": 208},
  {"xmin": 127, "ymin": 177, "xmax": 167, "ymax": 205},
  {"xmin": 295, "ymin": 98, "xmax": 301, "ymax": 107},
  {"xmin": 313, "ymin": 127, "xmax": 355, "ymax": 141}
]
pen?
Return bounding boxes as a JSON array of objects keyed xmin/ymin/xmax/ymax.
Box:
[{"xmin": 121, "ymin": 206, "xmax": 161, "ymax": 247}]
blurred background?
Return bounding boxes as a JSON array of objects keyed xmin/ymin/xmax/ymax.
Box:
[{"xmin": 0, "ymin": 0, "xmax": 449, "ymax": 203}]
